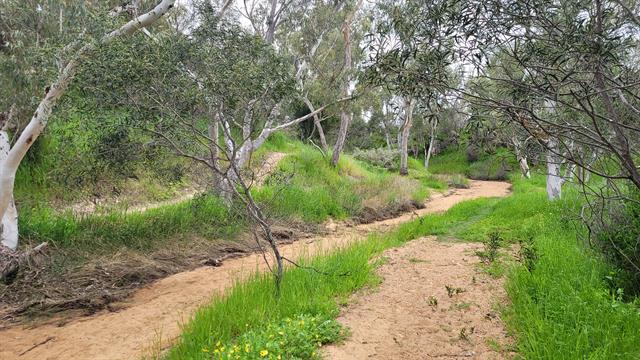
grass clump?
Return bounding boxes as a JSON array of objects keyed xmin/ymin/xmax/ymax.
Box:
[
  {"xmin": 202, "ymin": 314, "xmax": 344, "ymax": 360},
  {"xmin": 255, "ymin": 140, "xmax": 443, "ymax": 223}
]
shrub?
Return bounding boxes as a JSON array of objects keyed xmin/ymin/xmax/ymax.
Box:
[
  {"xmin": 202, "ymin": 314, "xmax": 344, "ymax": 360},
  {"xmin": 352, "ymin": 148, "xmax": 398, "ymax": 170},
  {"xmin": 590, "ymin": 189, "xmax": 640, "ymax": 297}
]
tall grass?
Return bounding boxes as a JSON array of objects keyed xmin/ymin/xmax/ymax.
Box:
[
  {"xmin": 254, "ymin": 141, "xmax": 437, "ymax": 223},
  {"xmin": 20, "ymin": 194, "xmax": 243, "ymax": 252},
  {"xmin": 167, "ymin": 173, "xmax": 640, "ymax": 359}
]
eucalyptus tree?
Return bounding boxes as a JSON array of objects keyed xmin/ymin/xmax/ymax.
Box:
[
  {"xmin": 469, "ymin": 0, "xmax": 640, "ymax": 198},
  {"xmin": 364, "ymin": 0, "xmax": 461, "ymax": 175},
  {"xmin": 280, "ymin": 1, "xmax": 346, "ymax": 151},
  {"xmin": 330, "ymin": 0, "xmax": 364, "ymax": 167},
  {"xmin": 0, "ymin": 0, "xmax": 177, "ymax": 251}
]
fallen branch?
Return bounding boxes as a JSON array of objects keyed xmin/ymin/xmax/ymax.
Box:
[{"xmin": 19, "ymin": 336, "xmax": 55, "ymax": 356}]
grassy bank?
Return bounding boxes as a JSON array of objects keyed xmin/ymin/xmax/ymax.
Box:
[
  {"xmin": 167, "ymin": 174, "xmax": 640, "ymax": 359},
  {"xmin": 18, "ymin": 134, "xmax": 441, "ymax": 252}
]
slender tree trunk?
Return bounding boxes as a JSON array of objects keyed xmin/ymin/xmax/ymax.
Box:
[
  {"xmin": 264, "ymin": 0, "xmax": 278, "ymax": 44},
  {"xmin": 331, "ymin": 0, "xmax": 363, "ymax": 167},
  {"xmin": 332, "ymin": 111, "xmax": 351, "ymax": 166},
  {"xmin": 383, "ymin": 124, "xmax": 392, "ymax": 150},
  {"xmin": 303, "ymin": 97, "xmax": 327, "ymax": 151},
  {"xmin": 399, "ymin": 97, "xmax": 415, "ymax": 176},
  {"xmin": 208, "ymin": 110, "xmax": 222, "ymax": 193},
  {"xmin": 424, "ymin": 121, "xmax": 436, "ymax": 171},
  {"xmin": 546, "ymin": 139, "xmax": 563, "ymax": 200},
  {"xmin": 519, "ymin": 156, "xmax": 531, "ymax": 179}
]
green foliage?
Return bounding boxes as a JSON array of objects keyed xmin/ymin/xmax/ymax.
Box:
[
  {"xmin": 255, "ymin": 139, "xmax": 442, "ymax": 222},
  {"xmin": 202, "ymin": 314, "xmax": 344, "ymax": 360},
  {"xmin": 19, "ymin": 194, "xmax": 242, "ymax": 252},
  {"xmin": 429, "ymin": 148, "xmax": 516, "ymax": 181},
  {"xmin": 476, "ymin": 232, "xmax": 502, "ymax": 264},
  {"xmin": 352, "ymin": 148, "xmax": 397, "ymax": 170},
  {"xmin": 170, "ymin": 175, "xmax": 640, "ymax": 360},
  {"xmin": 428, "ymin": 150, "xmax": 469, "ymax": 175},
  {"xmin": 590, "ymin": 188, "xmax": 640, "ymax": 297},
  {"xmin": 254, "ymin": 149, "xmax": 360, "ymax": 222}
]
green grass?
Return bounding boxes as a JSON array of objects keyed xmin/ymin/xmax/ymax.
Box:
[
  {"xmin": 429, "ymin": 147, "xmax": 517, "ymax": 181},
  {"xmin": 19, "ymin": 134, "xmax": 444, "ymax": 252},
  {"xmin": 168, "ymin": 172, "xmax": 640, "ymax": 360},
  {"xmin": 20, "ymin": 194, "xmax": 243, "ymax": 252},
  {"xmin": 254, "ymin": 138, "xmax": 441, "ymax": 223},
  {"xmin": 428, "ymin": 150, "xmax": 470, "ymax": 175},
  {"xmin": 197, "ymin": 314, "xmax": 344, "ymax": 359}
]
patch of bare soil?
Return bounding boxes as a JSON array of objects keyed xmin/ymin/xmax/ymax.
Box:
[
  {"xmin": 0, "ymin": 181, "xmax": 510, "ymax": 360},
  {"xmin": 254, "ymin": 152, "xmax": 288, "ymax": 185},
  {"xmin": 324, "ymin": 237, "xmax": 514, "ymax": 360},
  {"xmin": 0, "ymin": 223, "xmax": 305, "ymax": 323}
]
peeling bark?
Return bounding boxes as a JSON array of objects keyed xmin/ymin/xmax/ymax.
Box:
[{"xmin": 546, "ymin": 139, "xmax": 563, "ymax": 200}]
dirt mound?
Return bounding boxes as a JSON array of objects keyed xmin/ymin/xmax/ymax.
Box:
[
  {"xmin": 324, "ymin": 237, "xmax": 514, "ymax": 359},
  {"xmin": 0, "ymin": 238, "xmax": 253, "ymax": 324},
  {"xmin": 357, "ymin": 199, "xmax": 426, "ymax": 224}
]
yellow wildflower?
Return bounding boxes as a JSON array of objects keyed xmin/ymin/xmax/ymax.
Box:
[
  {"xmin": 202, "ymin": 347, "xmax": 209, "ymax": 353},
  {"xmin": 260, "ymin": 349, "xmax": 269, "ymax": 357}
]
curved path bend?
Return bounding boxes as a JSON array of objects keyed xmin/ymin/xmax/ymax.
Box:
[{"xmin": 1, "ymin": 180, "xmax": 511, "ymax": 360}]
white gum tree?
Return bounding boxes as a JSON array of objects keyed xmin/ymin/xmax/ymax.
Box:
[{"xmin": 0, "ymin": 0, "xmax": 177, "ymax": 250}]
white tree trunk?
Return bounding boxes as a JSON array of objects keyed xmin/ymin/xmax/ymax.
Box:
[
  {"xmin": 0, "ymin": 129, "xmax": 17, "ymax": 250},
  {"xmin": 0, "ymin": 0, "xmax": 176, "ymax": 250},
  {"xmin": 519, "ymin": 156, "xmax": 531, "ymax": 179},
  {"xmin": 546, "ymin": 139, "xmax": 563, "ymax": 200},
  {"xmin": 399, "ymin": 97, "xmax": 415, "ymax": 175},
  {"xmin": 424, "ymin": 121, "xmax": 436, "ymax": 171},
  {"xmin": 303, "ymin": 97, "xmax": 328, "ymax": 151},
  {"xmin": 331, "ymin": 0, "xmax": 363, "ymax": 167}
]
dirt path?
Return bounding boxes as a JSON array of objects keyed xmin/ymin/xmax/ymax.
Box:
[
  {"xmin": 67, "ymin": 152, "xmax": 288, "ymax": 216},
  {"xmin": 254, "ymin": 152, "xmax": 287, "ymax": 185},
  {"xmin": 324, "ymin": 237, "xmax": 512, "ymax": 359},
  {"xmin": 0, "ymin": 181, "xmax": 510, "ymax": 360}
]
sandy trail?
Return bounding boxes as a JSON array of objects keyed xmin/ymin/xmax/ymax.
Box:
[
  {"xmin": 324, "ymin": 237, "xmax": 512, "ymax": 360},
  {"xmin": 0, "ymin": 180, "xmax": 510, "ymax": 360},
  {"xmin": 67, "ymin": 152, "xmax": 287, "ymax": 216}
]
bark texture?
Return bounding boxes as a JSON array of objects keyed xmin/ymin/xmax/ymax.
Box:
[
  {"xmin": 399, "ymin": 97, "xmax": 416, "ymax": 176},
  {"xmin": 424, "ymin": 121, "xmax": 436, "ymax": 171},
  {"xmin": 546, "ymin": 139, "xmax": 563, "ymax": 200}
]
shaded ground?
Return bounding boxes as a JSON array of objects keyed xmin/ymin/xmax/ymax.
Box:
[
  {"xmin": 0, "ymin": 180, "xmax": 510, "ymax": 360},
  {"xmin": 324, "ymin": 237, "xmax": 514, "ymax": 359}
]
